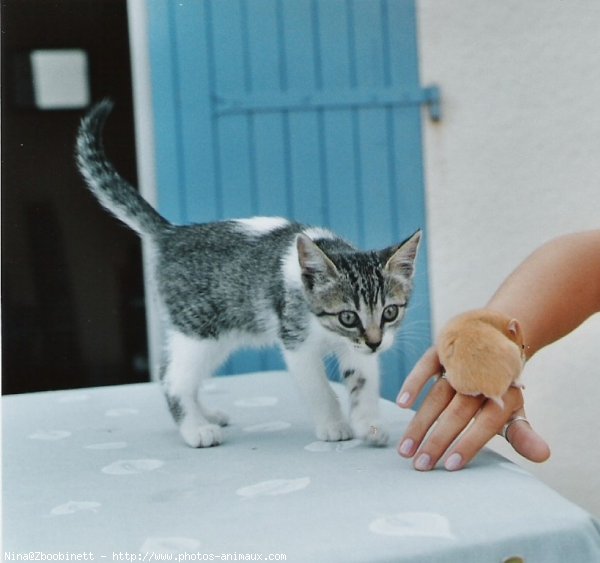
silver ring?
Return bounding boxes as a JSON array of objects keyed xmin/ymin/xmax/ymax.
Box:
[
  {"xmin": 502, "ymin": 416, "xmax": 530, "ymax": 442},
  {"xmin": 437, "ymin": 372, "xmax": 448, "ymax": 382}
]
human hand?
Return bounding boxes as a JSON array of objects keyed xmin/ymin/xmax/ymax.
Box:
[{"xmin": 396, "ymin": 346, "xmax": 551, "ymax": 471}]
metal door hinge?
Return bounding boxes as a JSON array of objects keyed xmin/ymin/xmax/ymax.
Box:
[{"xmin": 422, "ymin": 85, "xmax": 442, "ymax": 122}]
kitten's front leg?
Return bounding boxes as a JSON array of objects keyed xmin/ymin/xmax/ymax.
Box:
[
  {"xmin": 339, "ymin": 352, "xmax": 389, "ymax": 446},
  {"xmin": 283, "ymin": 347, "xmax": 353, "ymax": 442}
]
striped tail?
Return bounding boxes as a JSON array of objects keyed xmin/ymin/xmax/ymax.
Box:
[{"xmin": 75, "ymin": 99, "xmax": 170, "ymax": 237}]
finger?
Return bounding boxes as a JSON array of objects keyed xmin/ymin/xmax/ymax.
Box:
[
  {"xmin": 397, "ymin": 376, "xmax": 455, "ymax": 459},
  {"xmin": 504, "ymin": 406, "xmax": 551, "ymax": 463},
  {"xmin": 396, "ymin": 346, "xmax": 442, "ymax": 408},
  {"xmin": 443, "ymin": 387, "xmax": 524, "ymax": 471},
  {"xmin": 411, "ymin": 393, "xmax": 484, "ymax": 471}
]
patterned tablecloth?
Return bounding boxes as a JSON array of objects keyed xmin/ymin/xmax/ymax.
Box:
[{"xmin": 4, "ymin": 371, "xmax": 600, "ymax": 562}]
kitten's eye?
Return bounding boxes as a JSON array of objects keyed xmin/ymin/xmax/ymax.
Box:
[
  {"xmin": 338, "ymin": 311, "xmax": 360, "ymax": 328},
  {"xmin": 382, "ymin": 305, "xmax": 400, "ymax": 323}
]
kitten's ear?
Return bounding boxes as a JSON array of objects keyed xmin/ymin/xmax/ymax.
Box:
[
  {"xmin": 384, "ymin": 229, "xmax": 421, "ymax": 279},
  {"xmin": 296, "ymin": 234, "xmax": 338, "ymax": 287}
]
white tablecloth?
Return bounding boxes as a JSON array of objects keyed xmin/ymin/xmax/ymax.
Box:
[{"xmin": 4, "ymin": 371, "xmax": 600, "ymax": 562}]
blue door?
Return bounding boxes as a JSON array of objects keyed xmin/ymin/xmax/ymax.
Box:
[{"xmin": 147, "ymin": 0, "xmax": 437, "ymax": 400}]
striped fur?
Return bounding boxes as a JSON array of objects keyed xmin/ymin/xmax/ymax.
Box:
[{"xmin": 76, "ymin": 101, "xmax": 421, "ymax": 449}]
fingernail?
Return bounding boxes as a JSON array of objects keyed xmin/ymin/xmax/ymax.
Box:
[
  {"xmin": 396, "ymin": 391, "xmax": 410, "ymax": 406},
  {"xmin": 414, "ymin": 453, "xmax": 432, "ymax": 471},
  {"xmin": 445, "ymin": 453, "xmax": 463, "ymax": 471},
  {"xmin": 398, "ymin": 438, "xmax": 414, "ymax": 456}
]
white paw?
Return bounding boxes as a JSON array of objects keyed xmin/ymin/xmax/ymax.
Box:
[
  {"xmin": 315, "ymin": 420, "xmax": 354, "ymax": 442},
  {"xmin": 180, "ymin": 422, "xmax": 224, "ymax": 448},
  {"xmin": 203, "ymin": 408, "xmax": 230, "ymax": 427},
  {"xmin": 354, "ymin": 420, "xmax": 389, "ymax": 447}
]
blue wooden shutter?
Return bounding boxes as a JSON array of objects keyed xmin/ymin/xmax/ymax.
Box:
[{"xmin": 147, "ymin": 0, "xmax": 437, "ymax": 400}]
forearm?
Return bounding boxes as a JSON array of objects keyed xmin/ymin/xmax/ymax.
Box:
[{"xmin": 486, "ymin": 230, "xmax": 600, "ymax": 358}]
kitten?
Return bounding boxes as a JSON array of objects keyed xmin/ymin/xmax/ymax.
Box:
[
  {"xmin": 76, "ymin": 100, "xmax": 421, "ymax": 448},
  {"xmin": 437, "ymin": 309, "xmax": 526, "ymax": 408}
]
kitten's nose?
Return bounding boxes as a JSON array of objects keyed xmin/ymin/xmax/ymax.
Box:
[
  {"xmin": 365, "ymin": 327, "xmax": 382, "ymax": 352},
  {"xmin": 366, "ymin": 339, "xmax": 382, "ymax": 352}
]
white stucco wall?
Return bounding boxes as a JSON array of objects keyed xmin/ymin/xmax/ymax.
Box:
[{"xmin": 417, "ymin": 0, "xmax": 600, "ymax": 517}]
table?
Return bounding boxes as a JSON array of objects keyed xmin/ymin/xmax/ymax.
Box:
[{"xmin": 4, "ymin": 371, "xmax": 600, "ymax": 562}]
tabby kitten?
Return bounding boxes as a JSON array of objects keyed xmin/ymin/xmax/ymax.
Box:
[{"xmin": 76, "ymin": 100, "xmax": 421, "ymax": 448}]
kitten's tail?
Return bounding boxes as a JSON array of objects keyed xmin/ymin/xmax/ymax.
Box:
[{"xmin": 76, "ymin": 99, "xmax": 170, "ymax": 237}]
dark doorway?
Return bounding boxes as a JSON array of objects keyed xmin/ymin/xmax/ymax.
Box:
[{"xmin": 2, "ymin": 0, "xmax": 149, "ymax": 393}]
